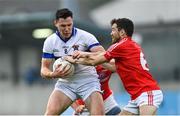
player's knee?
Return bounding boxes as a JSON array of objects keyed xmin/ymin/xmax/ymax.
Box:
[
  {"xmin": 89, "ymin": 105, "xmax": 105, "ymax": 115},
  {"xmin": 120, "ymin": 109, "xmax": 135, "ymax": 115},
  {"xmin": 92, "ymin": 103, "xmax": 105, "ymax": 114},
  {"xmin": 45, "ymin": 107, "xmax": 61, "ymax": 115},
  {"xmin": 139, "ymin": 105, "xmax": 157, "ymax": 115}
]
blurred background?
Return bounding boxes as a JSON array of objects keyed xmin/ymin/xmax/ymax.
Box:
[{"xmin": 0, "ymin": 0, "xmax": 180, "ymax": 115}]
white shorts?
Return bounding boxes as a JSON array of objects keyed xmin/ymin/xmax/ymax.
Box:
[
  {"xmin": 123, "ymin": 90, "xmax": 163, "ymax": 114},
  {"xmin": 54, "ymin": 79, "xmax": 101, "ymax": 101},
  {"xmin": 104, "ymin": 94, "xmax": 119, "ymax": 113}
]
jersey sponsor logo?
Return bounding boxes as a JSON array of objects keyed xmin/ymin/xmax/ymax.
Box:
[
  {"xmin": 62, "ymin": 46, "xmax": 69, "ymax": 49},
  {"xmin": 72, "ymin": 45, "xmax": 79, "ymax": 51}
]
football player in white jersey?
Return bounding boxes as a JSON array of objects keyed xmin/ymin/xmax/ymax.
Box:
[{"xmin": 40, "ymin": 8, "xmax": 105, "ymax": 115}]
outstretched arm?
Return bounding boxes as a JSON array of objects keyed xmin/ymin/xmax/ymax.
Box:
[{"xmin": 65, "ymin": 51, "xmax": 108, "ymax": 66}]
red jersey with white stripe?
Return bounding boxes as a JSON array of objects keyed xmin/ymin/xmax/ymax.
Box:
[{"xmin": 104, "ymin": 37, "xmax": 160, "ymax": 100}]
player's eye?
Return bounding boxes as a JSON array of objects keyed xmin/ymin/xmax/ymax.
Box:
[
  {"xmin": 67, "ymin": 24, "xmax": 72, "ymax": 27},
  {"xmin": 61, "ymin": 25, "xmax": 66, "ymax": 27}
]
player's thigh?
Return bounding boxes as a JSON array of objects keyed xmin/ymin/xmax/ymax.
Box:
[
  {"xmin": 139, "ymin": 105, "xmax": 157, "ymax": 115},
  {"xmin": 85, "ymin": 91, "xmax": 104, "ymax": 114},
  {"xmin": 46, "ymin": 90, "xmax": 73, "ymax": 115}
]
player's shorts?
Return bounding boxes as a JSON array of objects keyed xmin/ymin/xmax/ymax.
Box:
[
  {"xmin": 54, "ymin": 79, "xmax": 101, "ymax": 101},
  {"xmin": 104, "ymin": 94, "xmax": 121, "ymax": 115},
  {"xmin": 123, "ymin": 90, "xmax": 163, "ymax": 114}
]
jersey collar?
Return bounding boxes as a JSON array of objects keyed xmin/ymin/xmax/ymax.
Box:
[{"xmin": 56, "ymin": 27, "xmax": 77, "ymax": 43}]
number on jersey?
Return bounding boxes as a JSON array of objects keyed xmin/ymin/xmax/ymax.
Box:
[{"xmin": 64, "ymin": 48, "xmax": 68, "ymax": 54}]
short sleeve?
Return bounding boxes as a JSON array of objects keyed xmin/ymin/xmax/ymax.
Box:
[
  {"xmin": 104, "ymin": 42, "xmax": 123, "ymax": 60},
  {"xmin": 42, "ymin": 37, "xmax": 54, "ymax": 58},
  {"xmin": 85, "ymin": 33, "xmax": 100, "ymax": 51}
]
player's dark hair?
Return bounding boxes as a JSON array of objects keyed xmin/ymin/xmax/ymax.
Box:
[
  {"xmin": 111, "ymin": 18, "xmax": 134, "ymax": 37},
  {"xmin": 55, "ymin": 8, "xmax": 73, "ymax": 20}
]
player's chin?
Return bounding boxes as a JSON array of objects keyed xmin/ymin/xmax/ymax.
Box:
[{"xmin": 64, "ymin": 34, "xmax": 71, "ymax": 38}]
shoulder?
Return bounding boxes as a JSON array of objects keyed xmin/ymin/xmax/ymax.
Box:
[
  {"xmin": 76, "ymin": 28, "xmax": 96, "ymax": 38},
  {"xmin": 44, "ymin": 33, "xmax": 57, "ymax": 44},
  {"xmin": 107, "ymin": 38, "xmax": 128, "ymax": 52},
  {"xmin": 46, "ymin": 33, "xmax": 57, "ymax": 41}
]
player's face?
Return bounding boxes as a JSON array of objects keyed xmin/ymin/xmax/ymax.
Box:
[
  {"xmin": 55, "ymin": 17, "xmax": 73, "ymax": 39},
  {"xmin": 111, "ymin": 23, "xmax": 120, "ymax": 44}
]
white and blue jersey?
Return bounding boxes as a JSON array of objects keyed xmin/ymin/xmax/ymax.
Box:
[{"xmin": 42, "ymin": 27, "xmax": 100, "ymax": 82}]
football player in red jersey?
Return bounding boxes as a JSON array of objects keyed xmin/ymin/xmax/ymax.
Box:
[
  {"xmin": 65, "ymin": 18, "xmax": 163, "ymax": 115},
  {"xmin": 71, "ymin": 64, "xmax": 121, "ymax": 115}
]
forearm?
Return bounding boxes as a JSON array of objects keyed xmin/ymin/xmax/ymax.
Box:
[
  {"xmin": 68, "ymin": 47, "xmax": 107, "ymax": 66},
  {"xmin": 76, "ymin": 53, "xmax": 107, "ymax": 66},
  {"xmin": 41, "ymin": 58, "xmax": 55, "ymax": 79},
  {"xmin": 78, "ymin": 51, "xmax": 103, "ymax": 58},
  {"xmin": 65, "ymin": 52, "xmax": 104, "ymax": 65},
  {"xmin": 40, "ymin": 67, "xmax": 53, "ymax": 79},
  {"xmin": 76, "ymin": 58, "xmax": 98, "ymax": 66}
]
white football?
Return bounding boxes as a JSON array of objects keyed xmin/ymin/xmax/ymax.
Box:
[{"xmin": 53, "ymin": 58, "xmax": 75, "ymax": 77}]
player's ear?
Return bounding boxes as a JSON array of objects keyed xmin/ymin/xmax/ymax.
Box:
[
  {"xmin": 54, "ymin": 20, "xmax": 58, "ymax": 27},
  {"xmin": 119, "ymin": 29, "xmax": 126, "ymax": 37}
]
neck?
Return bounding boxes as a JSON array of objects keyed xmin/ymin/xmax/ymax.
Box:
[{"xmin": 120, "ymin": 35, "xmax": 127, "ymax": 39}]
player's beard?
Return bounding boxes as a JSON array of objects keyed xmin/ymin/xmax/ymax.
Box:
[{"xmin": 112, "ymin": 37, "xmax": 120, "ymax": 44}]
